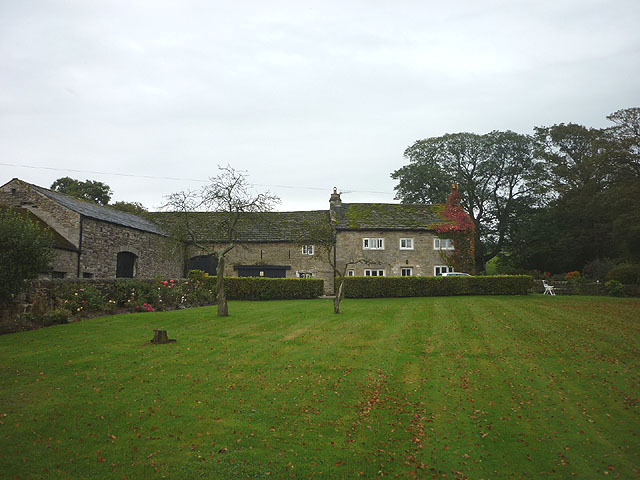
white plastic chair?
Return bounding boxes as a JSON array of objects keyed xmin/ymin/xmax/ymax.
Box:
[{"xmin": 542, "ymin": 280, "xmax": 556, "ymax": 295}]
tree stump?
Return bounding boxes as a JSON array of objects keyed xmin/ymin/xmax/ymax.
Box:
[{"xmin": 151, "ymin": 329, "xmax": 176, "ymax": 344}]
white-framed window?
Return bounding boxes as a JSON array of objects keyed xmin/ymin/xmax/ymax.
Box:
[
  {"xmin": 347, "ymin": 270, "xmax": 355, "ymax": 277},
  {"xmin": 434, "ymin": 238, "xmax": 454, "ymax": 250},
  {"xmin": 434, "ymin": 265, "xmax": 454, "ymax": 276},
  {"xmin": 399, "ymin": 238, "xmax": 414, "ymax": 250},
  {"xmin": 401, "ymin": 267, "xmax": 413, "ymax": 276},
  {"xmin": 301, "ymin": 245, "xmax": 314, "ymax": 255},
  {"xmin": 363, "ymin": 238, "xmax": 384, "ymax": 250},
  {"xmin": 364, "ymin": 269, "xmax": 385, "ymax": 276},
  {"xmin": 297, "ymin": 271, "xmax": 313, "ymax": 278}
]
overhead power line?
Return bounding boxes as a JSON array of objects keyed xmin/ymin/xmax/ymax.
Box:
[{"xmin": 0, "ymin": 162, "xmax": 395, "ymax": 195}]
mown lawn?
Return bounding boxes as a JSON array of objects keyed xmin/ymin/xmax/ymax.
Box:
[{"xmin": 0, "ymin": 296, "xmax": 639, "ymax": 479}]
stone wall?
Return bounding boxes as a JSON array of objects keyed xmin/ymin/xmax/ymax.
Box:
[
  {"xmin": 187, "ymin": 242, "xmax": 335, "ymax": 293},
  {"xmin": 335, "ymin": 230, "xmax": 456, "ymax": 277},
  {"xmin": 47, "ymin": 249, "xmax": 78, "ymax": 279},
  {"xmin": 0, "ymin": 179, "xmax": 81, "ymax": 247},
  {"xmin": 80, "ymin": 218, "xmax": 184, "ymax": 279}
]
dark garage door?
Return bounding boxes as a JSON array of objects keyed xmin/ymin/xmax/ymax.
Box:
[{"xmin": 187, "ymin": 255, "xmax": 218, "ymax": 275}]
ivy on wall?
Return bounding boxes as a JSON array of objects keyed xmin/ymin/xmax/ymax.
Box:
[{"xmin": 432, "ymin": 186, "xmax": 475, "ymax": 273}]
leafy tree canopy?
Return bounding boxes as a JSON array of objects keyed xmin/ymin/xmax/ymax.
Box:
[
  {"xmin": 110, "ymin": 201, "xmax": 148, "ymax": 215},
  {"xmin": 391, "ymin": 131, "xmax": 544, "ymax": 272},
  {"xmin": 51, "ymin": 177, "xmax": 112, "ymax": 206}
]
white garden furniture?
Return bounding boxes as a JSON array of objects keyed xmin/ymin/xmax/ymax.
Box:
[{"xmin": 542, "ymin": 280, "xmax": 556, "ymax": 295}]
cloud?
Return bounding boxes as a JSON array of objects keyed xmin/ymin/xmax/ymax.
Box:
[{"xmin": 1, "ymin": 0, "xmax": 639, "ymax": 211}]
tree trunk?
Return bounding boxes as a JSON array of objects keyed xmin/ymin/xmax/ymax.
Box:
[
  {"xmin": 216, "ymin": 255, "xmax": 228, "ymax": 317},
  {"xmin": 151, "ymin": 329, "xmax": 176, "ymax": 344},
  {"xmin": 333, "ymin": 279, "xmax": 344, "ymax": 314},
  {"xmin": 473, "ymin": 223, "xmax": 485, "ymax": 274}
]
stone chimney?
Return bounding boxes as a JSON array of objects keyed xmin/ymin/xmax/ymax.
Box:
[
  {"xmin": 447, "ymin": 183, "xmax": 461, "ymax": 205},
  {"xmin": 329, "ymin": 187, "xmax": 341, "ymax": 207},
  {"xmin": 329, "ymin": 187, "xmax": 341, "ymax": 221}
]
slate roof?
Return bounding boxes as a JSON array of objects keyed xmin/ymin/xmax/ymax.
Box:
[
  {"xmin": 27, "ymin": 182, "xmax": 164, "ymax": 235},
  {"xmin": 0, "ymin": 206, "xmax": 77, "ymax": 251},
  {"xmin": 150, "ymin": 210, "xmax": 330, "ymax": 243},
  {"xmin": 7, "ymin": 179, "xmax": 445, "ymax": 241},
  {"xmin": 333, "ymin": 203, "xmax": 443, "ymax": 230}
]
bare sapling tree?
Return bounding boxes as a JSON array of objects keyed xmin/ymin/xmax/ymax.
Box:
[
  {"xmin": 164, "ymin": 165, "xmax": 279, "ymax": 316},
  {"xmin": 296, "ymin": 217, "xmax": 368, "ymax": 314}
]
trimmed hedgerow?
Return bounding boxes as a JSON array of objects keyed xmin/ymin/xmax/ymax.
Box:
[
  {"xmin": 344, "ymin": 275, "xmax": 534, "ymax": 298},
  {"xmin": 199, "ymin": 277, "xmax": 324, "ymax": 300}
]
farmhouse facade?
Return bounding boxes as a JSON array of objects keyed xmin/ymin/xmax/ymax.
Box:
[{"xmin": 1, "ymin": 179, "xmax": 474, "ymax": 293}]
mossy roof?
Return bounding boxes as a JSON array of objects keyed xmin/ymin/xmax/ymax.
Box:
[
  {"xmin": 333, "ymin": 203, "xmax": 444, "ymax": 230},
  {"xmin": 149, "ymin": 210, "xmax": 330, "ymax": 243}
]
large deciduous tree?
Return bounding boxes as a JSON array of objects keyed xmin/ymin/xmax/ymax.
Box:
[
  {"xmin": 517, "ymin": 117, "xmax": 640, "ymax": 271},
  {"xmin": 391, "ymin": 131, "xmax": 544, "ymax": 272},
  {"xmin": 163, "ymin": 166, "xmax": 279, "ymax": 317},
  {"xmin": 0, "ymin": 208, "xmax": 54, "ymax": 308},
  {"xmin": 51, "ymin": 177, "xmax": 112, "ymax": 206}
]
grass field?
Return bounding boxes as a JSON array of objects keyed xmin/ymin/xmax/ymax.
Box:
[{"xmin": 1, "ymin": 296, "xmax": 639, "ymax": 479}]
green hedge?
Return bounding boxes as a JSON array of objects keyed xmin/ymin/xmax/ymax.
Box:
[
  {"xmin": 343, "ymin": 275, "xmax": 534, "ymax": 298},
  {"xmin": 606, "ymin": 264, "xmax": 640, "ymax": 285},
  {"xmin": 201, "ymin": 277, "xmax": 324, "ymax": 300}
]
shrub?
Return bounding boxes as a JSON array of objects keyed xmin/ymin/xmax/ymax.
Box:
[
  {"xmin": 224, "ymin": 277, "xmax": 324, "ymax": 300},
  {"xmin": 583, "ymin": 258, "xmax": 615, "ymax": 281},
  {"xmin": 605, "ymin": 280, "xmax": 624, "ymax": 297},
  {"xmin": 187, "ymin": 269, "xmax": 209, "ymax": 281},
  {"xmin": 106, "ymin": 280, "xmax": 159, "ymax": 310},
  {"xmin": 57, "ymin": 284, "xmax": 106, "ymax": 314},
  {"xmin": 40, "ymin": 308, "xmax": 71, "ymax": 325},
  {"xmin": 157, "ymin": 279, "xmax": 184, "ymax": 309},
  {"xmin": 179, "ymin": 279, "xmax": 215, "ymax": 307},
  {"xmin": 134, "ymin": 303, "xmax": 154, "ymax": 313},
  {"xmin": 344, "ymin": 275, "xmax": 534, "ymax": 298},
  {"xmin": 0, "ymin": 208, "xmax": 54, "ymax": 307},
  {"xmin": 565, "ymin": 271, "xmax": 581, "ymax": 281},
  {"xmin": 606, "ymin": 264, "xmax": 640, "ymax": 285}
]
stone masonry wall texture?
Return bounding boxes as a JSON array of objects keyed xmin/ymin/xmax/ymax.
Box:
[
  {"xmin": 187, "ymin": 242, "xmax": 334, "ymax": 293},
  {"xmin": 2, "ymin": 179, "xmax": 470, "ymax": 289},
  {"xmin": 336, "ymin": 230, "xmax": 454, "ymax": 277},
  {"xmin": 0, "ymin": 179, "xmax": 81, "ymax": 247},
  {"xmin": 81, "ymin": 218, "xmax": 183, "ymax": 279}
]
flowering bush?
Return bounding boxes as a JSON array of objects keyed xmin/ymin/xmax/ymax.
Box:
[
  {"xmin": 157, "ymin": 279, "xmax": 183, "ymax": 309},
  {"xmin": 58, "ymin": 285, "xmax": 105, "ymax": 314},
  {"xmin": 565, "ymin": 271, "xmax": 581, "ymax": 281},
  {"xmin": 134, "ymin": 303, "xmax": 154, "ymax": 312}
]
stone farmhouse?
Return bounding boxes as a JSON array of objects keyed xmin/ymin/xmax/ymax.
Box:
[{"xmin": 1, "ymin": 178, "xmax": 474, "ymax": 293}]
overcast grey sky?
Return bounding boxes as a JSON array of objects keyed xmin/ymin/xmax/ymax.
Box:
[{"xmin": 1, "ymin": 0, "xmax": 639, "ymax": 211}]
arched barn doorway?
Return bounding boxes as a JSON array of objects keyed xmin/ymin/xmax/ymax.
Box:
[{"xmin": 116, "ymin": 251, "xmax": 138, "ymax": 278}]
